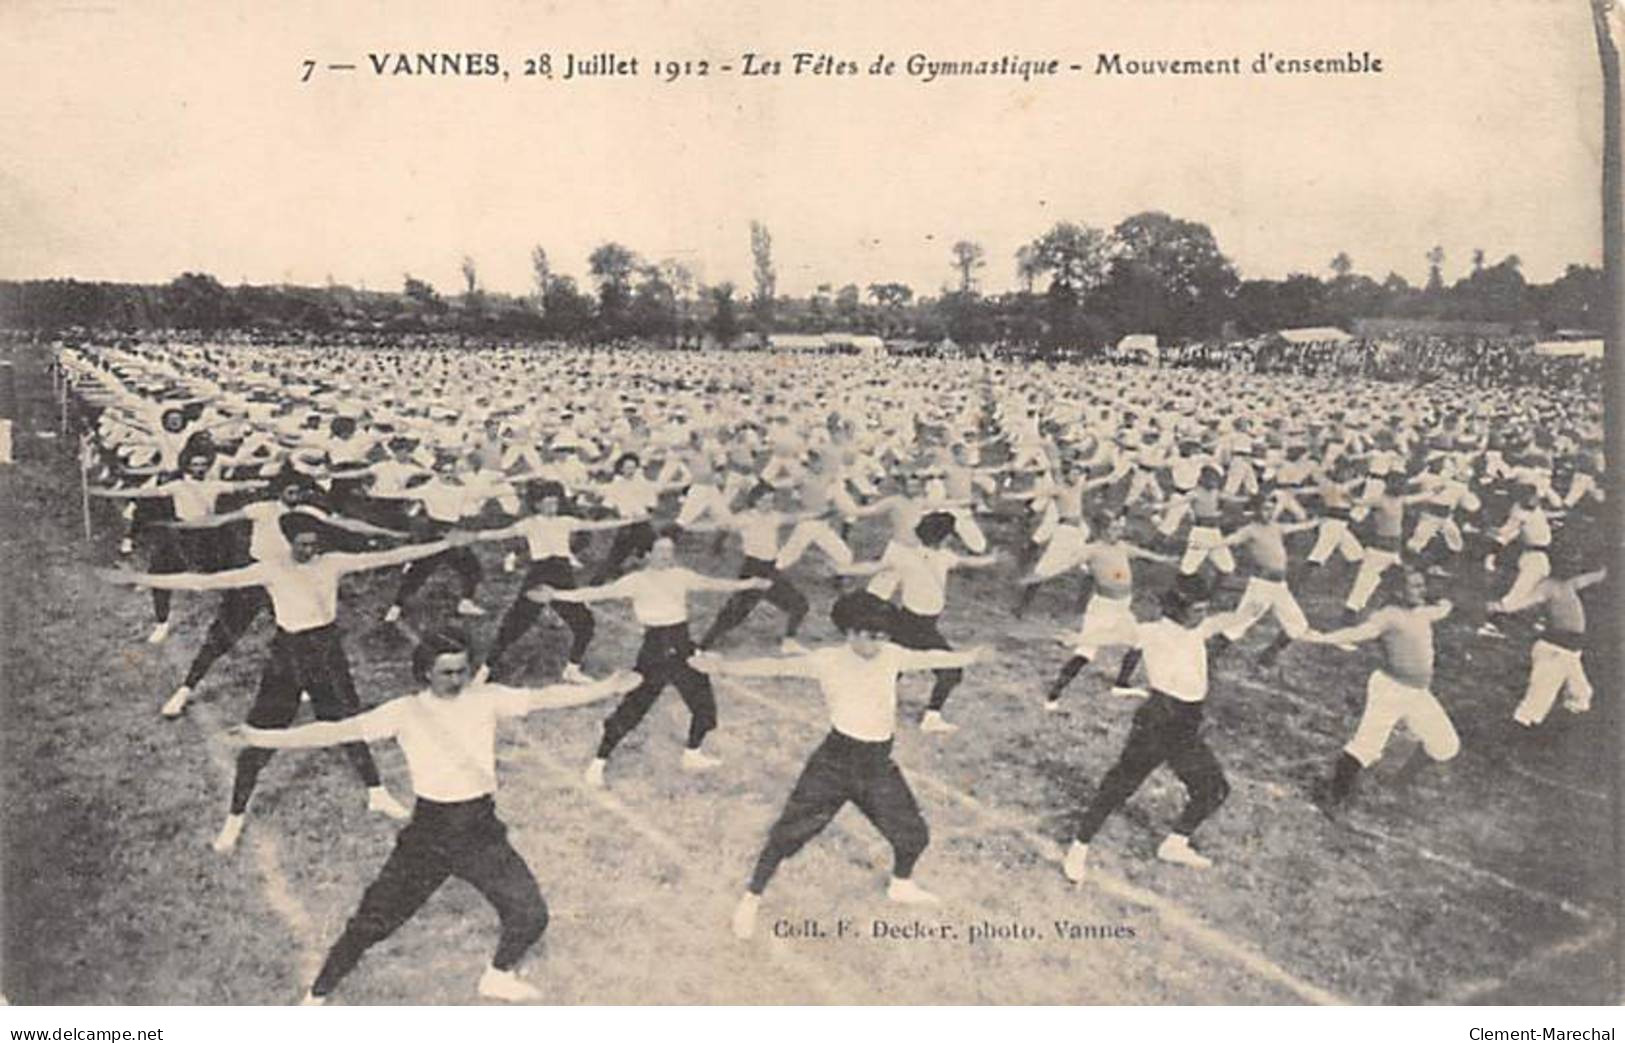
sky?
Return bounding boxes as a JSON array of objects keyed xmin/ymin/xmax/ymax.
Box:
[{"xmin": 0, "ymin": 0, "xmax": 1608, "ymax": 299}]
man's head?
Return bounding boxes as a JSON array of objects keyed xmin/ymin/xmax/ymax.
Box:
[
  {"xmin": 615, "ymin": 452, "xmax": 642, "ymax": 478},
  {"xmin": 412, "ymin": 626, "xmax": 474, "ymax": 698},
  {"xmin": 1160, "ymin": 574, "xmax": 1211, "ymax": 626},
  {"xmin": 278, "ymin": 511, "xmax": 327, "ymax": 563},
  {"xmin": 831, "ymin": 590, "xmax": 896, "ymax": 658},
  {"xmin": 272, "ymin": 471, "xmax": 319, "ymax": 507},
  {"xmin": 1400, "ymin": 566, "xmax": 1429, "ymax": 607},
  {"xmin": 915, "ymin": 511, "xmax": 955, "ymax": 548},
  {"xmin": 181, "ymin": 448, "xmax": 214, "ymax": 481},
  {"xmin": 526, "ymin": 480, "xmax": 564, "ymax": 516},
  {"xmin": 160, "ymin": 408, "xmax": 188, "ymax": 433}
]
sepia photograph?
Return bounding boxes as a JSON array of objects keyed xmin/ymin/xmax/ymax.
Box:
[{"xmin": 0, "ymin": 0, "xmax": 1621, "ymax": 1016}]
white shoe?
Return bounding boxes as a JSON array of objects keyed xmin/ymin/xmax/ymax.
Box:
[
  {"xmin": 121, "ymin": 504, "xmax": 136, "ymax": 521},
  {"xmin": 886, "ymin": 877, "xmax": 941, "ymax": 905},
  {"xmin": 1332, "ymin": 642, "xmax": 1358, "ymax": 652},
  {"xmin": 211, "ymin": 814, "xmax": 245, "ymax": 854},
  {"xmin": 160, "ymin": 685, "xmax": 192, "ymax": 719},
  {"xmin": 367, "ymin": 788, "xmax": 411, "ymax": 821},
  {"xmin": 779, "ymin": 638, "xmax": 810, "ymax": 655},
  {"xmin": 503, "ymin": 552, "xmax": 519, "ymax": 574},
  {"xmin": 477, "ymin": 966, "xmax": 541, "ymax": 1003},
  {"xmin": 562, "ymin": 663, "xmax": 594, "ymax": 684},
  {"xmin": 920, "ymin": 711, "xmax": 959, "ymax": 734},
  {"xmin": 1110, "ymin": 685, "xmax": 1149, "ymax": 699},
  {"xmin": 1476, "ymin": 623, "xmax": 1504, "ymax": 638},
  {"xmin": 583, "ymin": 758, "xmax": 607, "ymax": 789},
  {"xmin": 382, "ymin": 604, "xmax": 402, "ymax": 624},
  {"xmin": 147, "ymin": 621, "xmax": 172, "ymax": 645},
  {"xmin": 119, "ymin": 537, "xmax": 135, "ymax": 555},
  {"xmin": 681, "ymin": 748, "xmax": 723, "ymax": 774},
  {"xmin": 731, "ymin": 893, "xmax": 760, "ymax": 939},
  {"xmin": 1042, "ymin": 697, "xmax": 1063, "ymax": 714},
  {"xmin": 299, "ymin": 992, "xmax": 326, "ymax": 1007},
  {"xmin": 1156, "ymin": 834, "xmax": 1213, "ymax": 869},
  {"xmin": 456, "ymin": 598, "xmax": 486, "ymax": 617},
  {"xmin": 472, "ymin": 664, "xmax": 491, "ymax": 685},
  {"xmin": 1062, "ymin": 840, "xmax": 1089, "ymax": 883}
]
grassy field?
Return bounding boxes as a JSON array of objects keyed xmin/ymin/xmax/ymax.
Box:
[{"xmin": 1, "ymin": 347, "xmax": 1618, "ymax": 1005}]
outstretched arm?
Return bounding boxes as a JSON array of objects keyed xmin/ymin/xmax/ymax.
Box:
[
  {"xmin": 90, "ymin": 484, "xmax": 173, "ymax": 500},
  {"xmin": 549, "ymin": 574, "xmax": 638, "ymax": 604},
  {"xmin": 326, "ymin": 534, "xmax": 462, "ymax": 575},
  {"xmin": 688, "ymin": 574, "xmax": 773, "ymax": 594},
  {"xmin": 1303, "ymin": 617, "xmax": 1386, "ymax": 647},
  {"xmin": 502, "ymin": 671, "xmax": 644, "ymax": 713},
  {"xmin": 894, "ymin": 647, "xmax": 989, "ymax": 672},
  {"xmin": 1571, "ymin": 568, "xmax": 1608, "ymax": 592},
  {"xmin": 229, "ymin": 717, "xmax": 367, "ymax": 750},
  {"xmin": 688, "ymin": 651, "xmax": 820, "ymax": 680},
  {"xmin": 99, "ymin": 563, "xmax": 266, "ymax": 592},
  {"xmin": 163, "ymin": 508, "xmax": 250, "ymax": 530}
]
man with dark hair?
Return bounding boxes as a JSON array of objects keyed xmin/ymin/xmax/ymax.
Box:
[
  {"xmin": 842, "ymin": 511, "xmax": 998, "ymax": 734},
  {"xmin": 156, "ymin": 469, "xmax": 408, "ymax": 718},
  {"xmin": 1062, "ymin": 575, "xmax": 1234, "ymax": 881},
  {"xmin": 692, "ymin": 592, "xmax": 988, "ymax": 939},
  {"xmin": 1042, "ymin": 511, "xmax": 1173, "ymax": 709},
  {"xmin": 102, "ymin": 513, "xmax": 471, "ymax": 852},
  {"xmin": 546, "ymin": 529, "xmax": 770, "ymax": 786},
  {"xmin": 226, "ymin": 627, "xmax": 639, "ymax": 1003},
  {"xmin": 471, "ymin": 481, "xmax": 644, "ymax": 683},
  {"xmin": 695, "ymin": 483, "xmax": 815, "ymax": 654},
  {"xmin": 1302, "ymin": 567, "xmax": 1459, "ymax": 814},
  {"xmin": 1494, "ymin": 561, "xmax": 1606, "ymax": 727},
  {"xmin": 90, "ymin": 445, "xmax": 268, "ymax": 643}
]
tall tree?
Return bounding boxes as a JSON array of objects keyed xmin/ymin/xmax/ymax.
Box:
[
  {"xmin": 750, "ymin": 221, "xmax": 776, "ymax": 327},
  {"xmin": 1425, "ymin": 245, "xmax": 1447, "ymax": 293},
  {"xmin": 588, "ymin": 242, "xmax": 639, "ymax": 337},
  {"xmin": 530, "ymin": 246, "xmax": 552, "ymax": 301},
  {"xmin": 708, "ymin": 281, "xmax": 740, "ymax": 346},
  {"xmin": 1330, "ymin": 252, "xmax": 1354, "ymax": 280},
  {"xmin": 1014, "ymin": 244, "xmax": 1041, "ymax": 294},
  {"xmin": 1097, "ymin": 211, "xmax": 1238, "ymax": 340},
  {"xmin": 951, "ymin": 240, "xmax": 986, "ymax": 294},
  {"xmin": 1024, "ymin": 221, "xmax": 1112, "ymax": 294}
]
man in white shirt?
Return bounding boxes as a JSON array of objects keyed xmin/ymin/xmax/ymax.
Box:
[
  {"xmin": 103, "ymin": 513, "xmax": 468, "ymax": 852},
  {"xmin": 157, "ymin": 470, "xmax": 406, "ymax": 718},
  {"xmin": 695, "ymin": 484, "xmax": 814, "ymax": 654},
  {"xmin": 473, "ymin": 481, "xmax": 643, "ymax": 682},
  {"xmin": 843, "ymin": 512, "xmax": 998, "ymax": 734},
  {"xmin": 1062, "ymin": 576, "xmax": 1233, "ymax": 881},
  {"xmin": 90, "ymin": 445, "xmax": 267, "ymax": 643},
  {"xmin": 227, "ymin": 627, "xmax": 638, "ymax": 1003},
  {"xmin": 692, "ymin": 592, "xmax": 988, "ymax": 939},
  {"xmin": 548, "ymin": 529, "xmax": 769, "ymax": 786}
]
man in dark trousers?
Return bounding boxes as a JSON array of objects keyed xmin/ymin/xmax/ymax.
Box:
[
  {"xmin": 227, "ymin": 627, "xmax": 638, "ymax": 1003},
  {"xmin": 692, "ymin": 591, "xmax": 988, "ymax": 939},
  {"xmin": 1063, "ymin": 575, "xmax": 1234, "ymax": 881}
]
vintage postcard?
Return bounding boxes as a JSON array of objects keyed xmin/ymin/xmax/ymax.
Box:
[{"xmin": 0, "ymin": 0, "xmax": 1619, "ymax": 1016}]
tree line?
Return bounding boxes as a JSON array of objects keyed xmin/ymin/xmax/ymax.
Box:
[{"xmin": 0, "ymin": 210, "xmax": 1606, "ymax": 350}]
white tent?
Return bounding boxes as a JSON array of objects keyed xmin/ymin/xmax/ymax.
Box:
[
  {"xmin": 1116, "ymin": 333, "xmax": 1158, "ymax": 354},
  {"xmin": 1275, "ymin": 326, "xmax": 1353, "ymax": 345},
  {"xmin": 1535, "ymin": 339, "xmax": 1603, "ymax": 358},
  {"xmin": 766, "ymin": 333, "xmax": 832, "ymax": 352}
]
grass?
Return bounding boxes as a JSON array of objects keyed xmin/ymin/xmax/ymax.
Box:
[{"xmin": 0, "ymin": 346, "xmax": 1616, "ymax": 1005}]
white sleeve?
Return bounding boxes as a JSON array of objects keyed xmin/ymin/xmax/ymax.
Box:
[{"xmin": 356, "ymin": 699, "xmax": 406, "ymax": 744}]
